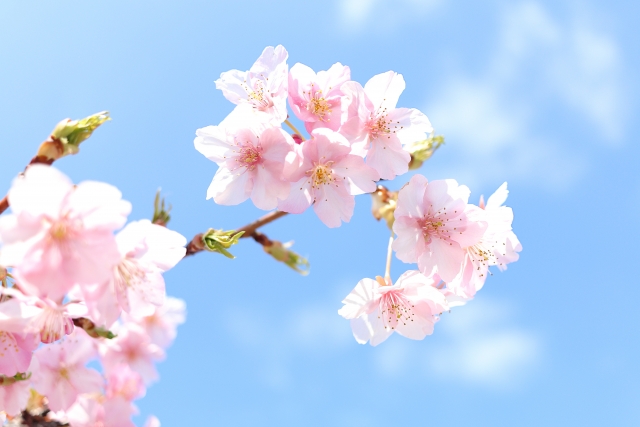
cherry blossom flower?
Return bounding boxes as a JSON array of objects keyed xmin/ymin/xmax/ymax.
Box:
[
  {"xmin": 194, "ymin": 118, "xmax": 294, "ymax": 210},
  {"xmin": 215, "ymin": 45, "xmax": 289, "ymax": 125},
  {"xmin": 65, "ymin": 394, "xmax": 138, "ymax": 427},
  {"xmin": 480, "ymin": 182, "xmax": 522, "ymax": 269},
  {"xmin": 101, "ymin": 323, "xmax": 164, "ymax": 384},
  {"xmin": 31, "ymin": 330, "xmax": 103, "ymax": 411},
  {"xmin": 447, "ymin": 183, "xmax": 522, "ymax": 299},
  {"xmin": 106, "ymin": 364, "xmax": 145, "ymax": 401},
  {"xmin": 0, "ymin": 165, "xmax": 131, "ymax": 300},
  {"xmin": 124, "ymin": 296, "xmax": 186, "ymax": 349},
  {"xmin": 0, "ymin": 331, "xmax": 37, "ymax": 376},
  {"xmin": 392, "ymin": 175, "xmax": 486, "ymax": 282},
  {"xmin": 339, "ymin": 271, "xmax": 448, "ymax": 346},
  {"xmin": 0, "ymin": 375, "xmax": 31, "ymax": 416},
  {"xmin": 288, "ymin": 62, "xmax": 351, "ymax": 132},
  {"xmin": 341, "ymin": 72, "xmax": 433, "ymax": 179},
  {"xmin": 84, "ymin": 220, "xmax": 186, "ymax": 328},
  {"xmin": 0, "ymin": 288, "xmax": 86, "ymax": 344},
  {"xmin": 278, "ymin": 128, "xmax": 380, "ymax": 227}
]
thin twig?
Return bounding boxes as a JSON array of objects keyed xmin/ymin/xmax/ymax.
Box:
[
  {"xmin": 236, "ymin": 210, "xmax": 288, "ymax": 238},
  {"xmin": 384, "ymin": 230, "xmax": 394, "ymax": 281},
  {"xmin": 284, "ymin": 119, "xmax": 305, "ymax": 141},
  {"xmin": 183, "ymin": 211, "xmax": 288, "ymax": 258}
]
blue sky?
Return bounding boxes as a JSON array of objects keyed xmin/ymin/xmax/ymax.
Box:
[{"xmin": 1, "ymin": 0, "xmax": 639, "ymax": 425}]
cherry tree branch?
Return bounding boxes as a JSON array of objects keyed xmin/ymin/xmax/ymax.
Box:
[{"xmin": 183, "ymin": 210, "xmax": 289, "ymax": 257}]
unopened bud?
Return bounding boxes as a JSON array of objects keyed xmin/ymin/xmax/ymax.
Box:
[
  {"xmin": 39, "ymin": 111, "xmax": 111, "ymax": 160},
  {"xmin": 371, "ymin": 185, "xmax": 398, "ymax": 230},
  {"xmin": 0, "ymin": 371, "xmax": 31, "ymax": 386},
  {"xmin": 73, "ymin": 317, "xmax": 117, "ymax": 339},
  {"xmin": 152, "ymin": 190, "xmax": 172, "ymax": 226},
  {"xmin": 263, "ymin": 240, "xmax": 310, "ymax": 275},
  {"xmin": 406, "ymin": 135, "xmax": 445, "ymax": 170},
  {"xmin": 202, "ymin": 229, "xmax": 245, "ymax": 259}
]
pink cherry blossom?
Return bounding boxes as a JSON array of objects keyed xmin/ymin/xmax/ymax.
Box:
[
  {"xmin": 288, "ymin": 62, "xmax": 351, "ymax": 132},
  {"xmin": 0, "ymin": 331, "xmax": 37, "ymax": 376},
  {"xmin": 215, "ymin": 45, "xmax": 289, "ymax": 125},
  {"xmin": 106, "ymin": 364, "xmax": 145, "ymax": 401},
  {"xmin": 84, "ymin": 220, "xmax": 186, "ymax": 328},
  {"xmin": 194, "ymin": 118, "xmax": 294, "ymax": 210},
  {"xmin": 101, "ymin": 323, "xmax": 164, "ymax": 384},
  {"xmin": 0, "ymin": 289, "xmax": 85, "ymax": 344},
  {"xmin": 65, "ymin": 394, "xmax": 137, "ymax": 427},
  {"xmin": 0, "ymin": 376, "xmax": 30, "ymax": 416},
  {"xmin": 341, "ymin": 72, "xmax": 433, "ymax": 179},
  {"xmin": 392, "ymin": 175, "xmax": 487, "ymax": 282},
  {"xmin": 31, "ymin": 330, "xmax": 103, "ymax": 411},
  {"xmin": 0, "ymin": 165, "xmax": 131, "ymax": 300},
  {"xmin": 447, "ymin": 183, "xmax": 522, "ymax": 299},
  {"xmin": 338, "ymin": 271, "xmax": 448, "ymax": 346},
  {"xmin": 480, "ymin": 182, "xmax": 522, "ymax": 269},
  {"xmin": 278, "ymin": 128, "xmax": 380, "ymax": 228},
  {"xmin": 124, "ymin": 296, "xmax": 186, "ymax": 349}
]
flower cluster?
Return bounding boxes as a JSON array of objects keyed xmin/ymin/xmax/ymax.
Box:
[
  {"xmin": 195, "ymin": 45, "xmax": 432, "ymax": 227},
  {"xmin": 340, "ymin": 176, "xmax": 522, "ymax": 346},
  {"xmin": 0, "ymin": 165, "xmax": 186, "ymax": 425},
  {"xmin": 193, "ymin": 45, "xmax": 521, "ymax": 347}
]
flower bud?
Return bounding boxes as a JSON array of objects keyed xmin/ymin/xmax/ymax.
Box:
[
  {"xmin": 152, "ymin": 190, "xmax": 172, "ymax": 226},
  {"xmin": 38, "ymin": 111, "xmax": 111, "ymax": 160},
  {"xmin": 73, "ymin": 317, "xmax": 117, "ymax": 339},
  {"xmin": 263, "ymin": 240, "xmax": 309, "ymax": 275},
  {"xmin": 0, "ymin": 371, "xmax": 31, "ymax": 386},
  {"xmin": 371, "ymin": 185, "xmax": 398, "ymax": 230},
  {"xmin": 202, "ymin": 229, "xmax": 245, "ymax": 259},
  {"xmin": 406, "ymin": 135, "xmax": 445, "ymax": 170}
]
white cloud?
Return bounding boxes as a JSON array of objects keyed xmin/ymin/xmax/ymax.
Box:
[
  {"xmin": 338, "ymin": 0, "xmax": 442, "ymax": 31},
  {"xmin": 426, "ymin": 300, "xmax": 541, "ymax": 389},
  {"xmin": 369, "ymin": 298, "xmax": 541, "ymax": 389},
  {"xmin": 425, "ymin": 1, "xmax": 625, "ymax": 190}
]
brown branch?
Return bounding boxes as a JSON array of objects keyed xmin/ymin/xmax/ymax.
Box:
[
  {"xmin": 0, "ymin": 152, "xmax": 56, "ymax": 215},
  {"xmin": 183, "ymin": 211, "xmax": 288, "ymax": 258},
  {"xmin": 236, "ymin": 210, "xmax": 288, "ymax": 238},
  {"xmin": 184, "ymin": 233, "xmax": 205, "ymax": 257}
]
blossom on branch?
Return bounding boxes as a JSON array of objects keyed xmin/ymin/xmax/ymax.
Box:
[
  {"xmin": 278, "ymin": 128, "xmax": 379, "ymax": 227},
  {"xmin": 392, "ymin": 174, "xmax": 486, "ymax": 282},
  {"xmin": 447, "ymin": 183, "xmax": 522, "ymax": 299},
  {"xmin": 0, "ymin": 165, "xmax": 130, "ymax": 300},
  {"xmin": 83, "ymin": 220, "xmax": 186, "ymax": 328},
  {"xmin": 31, "ymin": 330, "xmax": 103, "ymax": 411},
  {"xmin": 341, "ymin": 72, "xmax": 433, "ymax": 179},
  {"xmin": 339, "ymin": 271, "xmax": 448, "ymax": 346},
  {"xmin": 215, "ymin": 45, "xmax": 289, "ymax": 125},
  {"xmin": 288, "ymin": 62, "xmax": 351, "ymax": 132},
  {"xmin": 194, "ymin": 118, "xmax": 295, "ymax": 210}
]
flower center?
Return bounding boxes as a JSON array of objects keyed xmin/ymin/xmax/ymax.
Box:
[
  {"xmin": 245, "ymin": 78, "xmax": 272, "ymax": 110},
  {"xmin": 306, "ymin": 90, "xmax": 332, "ymax": 120},
  {"xmin": 307, "ymin": 163, "xmax": 335, "ymax": 188},
  {"xmin": 50, "ymin": 222, "xmax": 67, "ymax": 239},
  {"xmin": 116, "ymin": 258, "xmax": 146, "ymax": 291},
  {"xmin": 378, "ymin": 291, "xmax": 415, "ymax": 330},
  {"xmin": 421, "ymin": 217, "xmax": 445, "ymax": 244},
  {"xmin": 367, "ymin": 114, "xmax": 391, "ymax": 139},
  {"xmin": 237, "ymin": 145, "xmax": 262, "ymax": 170}
]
